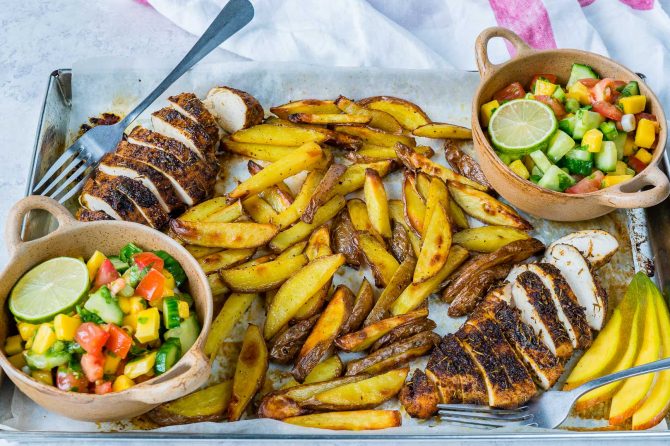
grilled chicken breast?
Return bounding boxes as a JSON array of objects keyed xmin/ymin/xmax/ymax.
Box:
[
  {"xmin": 399, "ymin": 369, "xmax": 439, "ymax": 419},
  {"xmin": 168, "ymin": 92, "xmax": 221, "ymax": 144},
  {"xmin": 548, "ymin": 230, "xmax": 618, "ymax": 269},
  {"xmin": 76, "ymin": 208, "xmax": 113, "ymax": 221},
  {"xmin": 436, "ymin": 334, "xmax": 488, "ymax": 405},
  {"xmin": 426, "ymin": 341, "xmax": 462, "ymax": 404},
  {"xmin": 80, "ymin": 173, "xmax": 148, "ymax": 225},
  {"xmin": 204, "ymin": 86, "xmax": 264, "ymax": 134},
  {"xmin": 151, "ymin": 107, "xmax": 215, "ymax": 163}
]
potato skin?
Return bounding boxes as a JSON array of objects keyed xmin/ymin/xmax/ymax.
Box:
[
  {"xmin": 370, "ymin": 318, "xmax": 437, "ymax": 352},
  {"xmin": 443, "ymin": 139, "xmax": 492, "ymax": 192},
  {"xmin": 340, "ymin": 281, "xmax": 374, "ymax": 334},
  {"xmin": 390, "ymin": 221, "xmax": 412, "ymax": 262},
  {"xmin": 446, "ymin": 263, "xmax": 512, "ymax": 317},
  {"xmin": 268, "ymin": 315, "xmax": 319, "ymax": 364},
  {"xmin": 257, "ymin": 392, "xmax": 309, "ymax": 420},
  {"xmin": 331, "ymin": 209, "xmax": 362, "ymax": 268}
]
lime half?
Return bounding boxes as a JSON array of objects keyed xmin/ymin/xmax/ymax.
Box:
[
  {"xmin": 488, "ymin": 99, "xmax": 558, "ymax": 155},
  {"xmin": 9, "ymin": 257, "xmax": 90, "ymax": 323}
]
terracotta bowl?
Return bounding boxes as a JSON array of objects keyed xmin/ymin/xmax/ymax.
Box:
[
  {"xmin": 472, "ymin": 27, "xmax": 670, "ymax": 221},
  {"xmin": 0, "ymin": 196, "xmax": 212, "ymax": 422}
]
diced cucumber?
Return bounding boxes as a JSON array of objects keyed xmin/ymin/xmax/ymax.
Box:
[
  {"xmin": 613, "ymin": 132, "xmax": 627, "ymax": 161},
  {"xmin": 175, "ymin": 293, "xmax": 194, "ymax": 307},
  {"xmin": 619, "ymin": 81, "xmax": 639, "ymax": 97},
  {"xmin": 529, "ymin": 150, "xmax": 552, "ymax": 173},
  {"xmin": 595, "ymin": 141, "xmax": 618, "ymax": 172},
  {"xmin": 155, "ymin": 338, "xmax": 181, "ymax": 375},
  {"xmin": 559, "ymin": 115, "xmax": 576, "ymax": 136},
  {"xmin": 538, "ymin": 165, "xmax": 575, "ymax": 192},
  {"xmin": 565, "ymin": 97, "xmax": 580, "ymax": 114},
  {"xmin": 531, "ymin": 166, "xmax": 544, "ymax": 178},
  {"xmin": 552, "ymin": 85, "xmax": 566, "ymax": 102},
  {"xmin": 573, "ymin": 109, "xmax": 604, "ymax": 140},
  {"xmin": 564, "ymin": 147, "xmax": 594, "ymax": 176},
  {"xmin": 163, "ymin": 298, "xmax": 181, "ymax": 329},
  {"xmin": 530, "ymin": 175, "xmax": 542, "ymax": 184},
  {"xmin": 599, "ymin": 121, "xmax": 618, "ymax": 141},
  {"xmin": 108, "ymin": 256, "xmax": 129, "ymax": 273},
  {"xmin": 626, "ymin": 167, "xmax": 636, "ymax": 176},
  {"xmin": 25, "ymin": 350, "xmax": 71, "ymax": 370},
  {"xmin": 84, "ymin": 286, "xmax": 123, "ymax": 325},
  {"xmin": 164, "ymin": 315, "xmax": 200, "ymax": 354},
  {"xmin": 547, "ymin": 130, "xmax": 576, "ymax": 163},
  {"xmin": 567, "ymin": 63, "xmax": 599, "ymax": 87}
]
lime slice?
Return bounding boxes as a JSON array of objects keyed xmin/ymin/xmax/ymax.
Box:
[
  {"xmin": 9, "ymin": 257, "xmax": 90, "ymax": 323},
  {"xmin": 488, "ymin": 99, "xmax": 558, "ymax": 155}
]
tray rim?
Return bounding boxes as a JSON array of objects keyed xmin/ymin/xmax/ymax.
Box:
[{"xmin": 7, "ymin": 66, "xmax": 668, "ymax": 440}]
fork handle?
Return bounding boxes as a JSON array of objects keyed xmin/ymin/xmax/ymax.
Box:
[
  {"xmin": 570, "ymin": 356, "xmax": 670, "ymax": 398},
  {"xmin": 119, "ymin": 0, "xmax": 254, "ymax": 127}
]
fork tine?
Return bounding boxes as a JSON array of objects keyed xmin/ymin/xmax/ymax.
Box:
[
  {"xmin": 40, "ymin": 156, "xmax": 85, "ymax": 196},
  {"xmin": 437, "ymin": 404, "xmax": 528, "ymax": 414},
  {"xmin": 57, "ymin": 173, "xmax": 91, "ymax": 205},
  {"xmin": 440, "ymin": 415, "xmax": 537, "ymax": 429},
  {"xmin": 438, "ymin": 409, "xmax": 534, "ymax": 422},
  {"xmin": 32, "ymin": 145, "xmax": 82, "ymax": 193},
  {"xmin": 49, "ymin": 158, "xmax": 93, "ymax": 202}
]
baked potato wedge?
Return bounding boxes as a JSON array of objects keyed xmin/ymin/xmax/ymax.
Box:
[
  {"xmin": 447, "ymin": 181, "xmax": 532, "ymax": 230},
  {"xmin": 358, "ymin": 96, "xmax": 430, "ymax": 131},
  {"xmin": 283, "ymin": 410, "xmax": 402, "ymax": 430},
  {"xmin": 443, "ymin": 139, "xmax": 492, "ymax": 191},
  {"xmin": 270, "ymin": 99, "xmax": 340, "ymax": 119},
  {"xmin": 198, "ymin": 248, "xmax": 255, "ymax": 274},
  {"xmin": 264, "ymin": 253, "xmax": 346, "ymax": 339},
  {"xmin": 293, "ymin": 229, "xmax": 334, "ymax": 321},
  {"xmin": 357, "ymin": 232, "xmax": 400, "ymax": 288},
  {"xmin": 390, "ymin": 245, "xmax": 469, "ymax": 315},
  {"xmin": 178, "ymin": 197, "xmax": 231, "ymax": 222},
  {"xmin": 242, "ymin": 195, "xmax": 278, "ymax": 224},
  {"xmin": 448, "ymin": 200, "xmax": 470, "ymax": 229},
  {"xmin": 273, "ymin": 170, "xmax": 324, "ymax": 229},
  {"xmin": 171, "ymin": 219, "xmax": 278, "ymax": 248},
  {"xmin": 220, "ymin": 254, "xmax": 309, "ymax": 292},
  {"xmin": 341, "ymin": 279, "xmax": 375, "ymax": 334},
  {"xmin": 204, "ymin": 292, "xmax": 258, "ymax": 357},
  {"xmin": 420, "ymin": 176, "xmax": 448, "ymax": 236},
  {"xmin": 268, "ymin": 314, "xmax": 319, "ymax": 364},
  {"xmin": 347, "ymin": 198, "xmax": 383, "ymax": 243},
  {"xmin": 333, "ymin": 124, "xmax": 416, "ymax": 147},
  {"xmin": 276, "ymin": 241, "xmax": 308, "ymax": 260},
  {"xmin": 186, "ymin": 245, "xmax": 223, "ymax": 259},
  {"xmin": 412, "ymin": 122, "xmax": 472, "ymax": 139},
  {"xmin": 336, "ymin": 308, "xmax": 428, "ymax": 352},
  {"xmin": 446, "ymin": 263, "xmax": 512, "ymax": 317},
  {"xmin": 305, "ymin": 224, "xmax": 332, "ymax": 260},
  {"xmin": 283, "ymin": 355, "xmax": 345, "ymax": 388},
  {"xmin": 300, "ymin": 368, "xmax": 408, "ymax": 410},
  {"xmin": 247, "ymin": 160, "xmax": 294, "ymax": 211},
  {"xmin": 452, "ymin": 226, "xmax": 531, "ymax": 253},
  {"xmin": 402, "ymin": 171, "xmax": 426, "ymax": 235},
  {"xmin": 390, "ymin": 221, "xmax": 412, "ymax": 262},
  {"xmin": 228, "ymin": 324, "xmax": 269, "ymax": 421},
  {"xmin": 345, "ymin": 144, "xmax": 434, "ymax": 163},
  {"xmin": 388, "ymin": 200, "xmax": 421, "ymax": 256},
  {"xmin": 220, "ymin": 139, "xmax": 298, "ymax": 162},
  {"xmin": 365, "ymin": 255, "xmax": 416, "ymax": 325},
  {"xmin": 331, "ymin": 209, "xmax": 361, "ymax": 268},
  {"xmin": 147, "ymin": 380, "xmax": 233, "ymax": 426},
  {"xmin": 231, "ymin": 123, "xmax": 327, "ymax": 146},
  {"xmin": 364, "ymin": 168, "xmax": 392, "ymax": 238},
  {"xmin": 414, "ymin": 203, "xmax": 451, "ymax": 283},
  {"xmin": 370, "ymin": 318, "xmax": 437, "ymax": 352},
  {"xmin": 269, "ymin": 195, "xmax": 346, "ymax": 252},
  {"xmin": 302, "ymin": 163, "xmax": 347, "ymax": 224},
  {"xmin": 335, "ymin": 96, "xmax": 403, "ymax": 134},
  {"xmin": 289, "ymin": 113, "xmax": 371, "ymax": 125},
  {"xmin": 293, "ymin": 286, "xmax": 354, "ymax": 381},
  {"xmin": 324, "ymin": 161, "xmax": 394, "ymax": 201},
  {"xmin": 207, "ymin": 273, "xmax": 229, "ymax": 297}
]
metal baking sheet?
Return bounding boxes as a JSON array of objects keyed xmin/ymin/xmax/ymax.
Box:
[{"xmin": 2, "ymin": 65, "xmax": 669, "ymax": 441}]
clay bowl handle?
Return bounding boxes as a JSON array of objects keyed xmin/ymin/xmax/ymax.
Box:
[
  {"xmin": 4, "ymin": 196, "xmax": 78, "ymax": 257},
  {"xmin": 594, "ymin": 165, "xmax": 670, "ymax": 208},
  {"xmin": 475, "ymin": 27, "xmax": 534, "ymax": 78}
]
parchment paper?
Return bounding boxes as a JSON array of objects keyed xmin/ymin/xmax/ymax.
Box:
[{"xmin": 0, "ymin": 59, "xmax": 657, "ymax": 435}]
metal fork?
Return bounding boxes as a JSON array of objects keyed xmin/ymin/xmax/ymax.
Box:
[
  {"xmin": 31, "ymin": 0, "xmax": 254, "ymax": 203},
  {"xmin": 438, "ymin": 356, "xmax": 670, "ymax": 429}
]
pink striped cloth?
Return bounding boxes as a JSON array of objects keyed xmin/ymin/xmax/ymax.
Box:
[{"xmin": 145, "ymin": 0, "xmax": 670, "ymax": 108}]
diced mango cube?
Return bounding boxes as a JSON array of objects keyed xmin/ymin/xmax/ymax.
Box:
[
  {"xmin": 583, "ymin": 129, "xmax": 604, "ymax": 153},
  {"xmin": 618, "ymin": 95, "xmax": 646, "ymax": 115},
  {"xmin": 86, "ymin": 250, "xmax": 108, "ymax": 282},
  {"xmin": 32, "ymin": 370, "xmax": 53, "ymax": 386},
  {"xmin": 53, "ymin": 314, "xmax": 81, "ymax": 341},
  {"xmin": 4, "ymin": 335, "xmax": 23, "ymax": 356},
  {"xmin": 614, "ymin": 161, "xmax": 628, "ymax": 175},
  {"xmin": 8, "ymin": 352, "xmax": 26, "ymax": 369},
  {"xmin": 113, "ymin": 375, "xmax": 135, "ymax": 392},
  {"xmin": 602, "ymin": 174, "xmax": 634, "ymax": 188},
  {"xmin": 122, "ymin": 313, "xmax": 138, "ymax": 333},
  {"xmin": 118, "ymin": 296, "xmax": 132, "ymax": 314},
  {"xmin": 635, "ymin": 119, "xmax": 657, "ymax": 148},
  {"xmin": 123, "ymin": 352, "xmax": 157, "ymax": 379},
  {"xmin": 177, "ymin": 301, "xmax": 190, "ymax": 319},
  {"xmin": 567, "ymin": 81, "xmax": 591, "ymax": 105},
  {"xmin": 134, "ymin": 308, "xmax": 160, "ymax": 344},
  {"xmin": 103, "ymin": 352, "xmax": 122, "ymax": 375},
  {"xmin": 480, "ymin": 100, "xmax": 499, "ymax": 127},
  {"xmin": 17, "ymin": 322, "xmax": 37, "ymax": 342},
  {"xmin": 534, "ymin": 79, "xmax": 558, "ymax": 96},
  {"xmin": 624, "ymin": 135, "xmax": 637, "ymax": 156},
  {"xmin": 31, "ymin": 324, "xmax": 56, "ymax": 355},
  {"xmin": 509, "ymin": 160, "xmax": 530, "ymax": 180},
  {"xmin": 130, "ymin": 297, "xmax": 147, "ymax": 314},
  {"xmin": 634, "ymin": 148, "xmax": 653, "ymax": 164}
]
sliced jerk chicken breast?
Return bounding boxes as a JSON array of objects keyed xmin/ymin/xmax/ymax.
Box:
[
  {"xmin": 80, "ymin": 172, "xmax": 149, "ymax": 225},
  {"xmin": 151, "ymin": 107, "xmax": 216, "ymax": 164},
  {"xmin": 76, "ymin": 208, "xmax": 113, "ymax": 222},
  {"xmin": 204, "ymin": 86, "xmax": 264, "ymax": 135},
  {"xmin": 167, "ymin": 92, "xmax": 221, "ymax": 144}
]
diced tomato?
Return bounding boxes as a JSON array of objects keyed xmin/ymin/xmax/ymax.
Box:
[
  {"xmin": 591, "ymin": 101, "xmax": 623, "ymax": 121},
  {"xmin": 493, "ymin": 82, "xmax": 526, "ymax": 102},
  {"xmin": 81, "ymin": 353, "xmax": 104, "ymax": 382},
  {"xmin": 565, "ymin": 171, "xmax": 605, "ymax": 194},
  {"xmin": 93, "ymin": 259, "xmax": 120, "ymax": 290},
  {"xmin": 95, "ymin": 381, "xmax": 113, "ymax": 395},
  {"xmin": 529, "ymin": 74, "xmax": 558, "ymax": 91},
  {"xmin": 628, "ymin": 156, "xmax": 648, "ymax": 174},
  {"xmin": 106, "ymin": 324, "xmax": 133, "ymax": 359},
  {"xmin": 534, "ymin": 95, "xmax": 566, "ymax": 119},
  {"xmin": 132, "ymin": 252, "xmax": 164, "ymax": 272},
  {"xmin": 75, "ymin": 322, "xmax": 110, "ymax": 355},
  {"xmin": 635, "ymin": 112, "xmax": 658, "ymax": 123},
  {"xmin": 590, "ymin": 78, "xmax": 622, "ymax": 103},
  {"xmin": 135, "ymin": 269, "xmax": 165, "ymax": 302},
  {"xmin": 56, "ymin": 366, "xmax": 89, "ymax": 393},
  {"xmin": 578, "ymin": 78, "xmax": 599, "ymax": 88}
]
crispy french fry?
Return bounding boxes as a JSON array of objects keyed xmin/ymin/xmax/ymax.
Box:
[
  {"xmin": 204, "ymin": 199, "xmax": 245, "ymax": 223},
  {"xmin": 345, "ymin": 145, "xmax": 434, "ymax": 163},
  {"xmin": 414, "ymin": 204, "xmax": 451, "ymax": 283},
  {"xmin": 333, "ymin": 125, "xmax": 416, "ymax": 147},
  {"xmin": 273, "ymin": 170, "xmax": 324, "ymax": 229},
  {"xmin": 220, "ymin": 139, "xmax": 298, "ymax": 162},
  {"xmin": 364, "ymin": 168, "xmax": 392, "ymax": 238},
  {"xmin": 324, "ymin": 161, "xmax": 394, "ymax": 201},
  {"xmin": 412, "ymin": 122, "xmax": 472, "ymax": 139},
  {"xmin": 264, "ymin": 254, "xmax": 346, "ymax": 339},
  {"xmin": 357, "ymin": 232, "xmax": 400, "ymax": 288},
  {"xmin": 449, "ymin": 200, "xmax": 470, "ymax": 229},
  {"xmin": 402, "ymin": 171, "xmax": 426, "ymax": 235},
  {"xmin": 341, "ymin": 280, "xmax": 375, "ymax": 334},
  {"xmin": 302, "ymin": 163, "xmax": 347, "ymax": 224},
  {"xmin": 448, "ymin": 181, "xmax": 532, "ymax": 230},
  {"xmin": 293, "ymin": 285, "xmax": 354, "ymax": 381},
  {"xmin": 396, "ymin": 143, "xmax": 488, "ymax": 191},
  {"xmin": 365, "ymin": 255, "xmax": 416, "ymax": 325},
  {"xmin": 345, "ymin": 332, "xmax": 439, "ymax": 376},
  {"xmin": 335, "ymin": 96, "xmax": 403, "ymax": 134},
  {"xmin": 171, "ymin": 220, "xmax": 278, "ymax": 248},
  {"xmin": 388, "ymin": 200, "xmax": 421, "ymax": 257},
  {"xmin": 336, "ymin": 309, "xmax": 428, "ymax": 352},
  {"xmin": 390, "ymin": 245, "xmax": 469, "ymax": 315},
  {"xmin": 179, "ymin": 197, "xmax": 230, "ymax": 222},
  {"xmin": 347, "ymin": 198, "xmax": 382, "ymax": 242},
  {"xmin": 452, "ymin": 226, "xmax": 531, "ymax": 252},
  {"xmin": 186, "ymin": 245, "xmax": 223, "ymax": 259},
  {"xmin": 198, "ymin": 248, "xmax": 255, "ymax": 274},
  {"xmin": 242, "ymin": 195, "xmax": 278, "ymax": 223},
  {"xmin": 220, "ymin": 254, "xmax": 309, "ymax": 292},
  {"xmin": 305, "ymin": 225, "xmax": 332, "ymax": 260},
  {"xmin": 204, "ymin": 293, "xmax": 257, "ymax": 357},
  {"xmin": 289, "ymin": 113, "xmax": 371, "ymax": 125},
  {"xmin": 301, "ymin": 368, "xmax": 408, "ymax": 410},
  {"xmin": 229, "ymin": 143, "xmax": 324, "ymax": 200},
  {"xmin": 268, "ymin": 315, "xmax": 319, "ymax": 364},
  {"xmin": 269, "ymin": 195, "xmax": 346, "ymax": 253},
  {"xmin": 228, "ymin": 324, "xmax": 269, "ymax": 421},
  {"xmin": 147, "ymin": 380, "xmax": 233, "ymax": 426},
  {"xmin": 270, "ymin": 100, "xmax": 341, "ymax": 119},
  {"xmin": 358, "ymin": 96, "xmax": 430, "ymax": 131},
  {"xmin": 207, "ymin": 273, "xmax": 229, "ymax": 296},
  {"xmin": 283, "ymin": 410, "xmax": 402, "ymax": 430},
  {"xmin": 282, "ymin": 355, "xmax": 345, "ymax": 389},
  {"xmin": 231, "ymin": 123, "xmax": 327, "ymax": 146}
]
